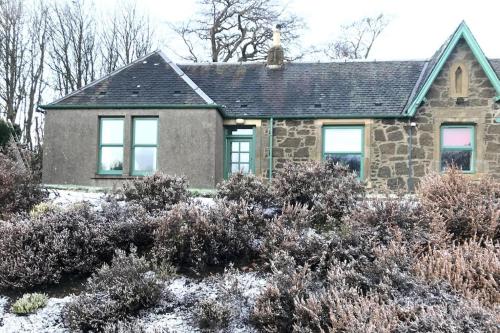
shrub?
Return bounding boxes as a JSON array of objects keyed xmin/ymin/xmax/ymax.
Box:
[
  {"xmin": 63, "ymin": 248, "xmax": 162, "ymax": 331},
  {"xmin": 272, "ymin": 160, "xmax": 364, "ymax": 228},
  {"xmin": 197, "ymin": 299, "xmax": 231, "ymax": 330},
  {"xmin": 418, "ymin": 168, "xmax": 499, "ymax": 240},
  {"xmin": 216, "ymin": 171, "xmax": 273, "ymax": 207},
  {"xmin": 11, "ymin": 293, "xmax": 48, "ymax": 315},
  {"xmin": 153, "ymin": 200, "xmax": 269, "ymax": 273},
  {"xmin": 0, "ymin": 143, "xmax": 47, "ymax": 218},
  {"xmin": 413, "ymin": 237, "xmax": 500, "ymax": 307},
  {"xmin": 0, "ymin": 201, "xmax": 154, "ymax": 290},
  {"xmin": 346, "ymin": 195, "xmax": 434, "ymax": 246},
  {"xmin": 0, "ymin": 118, "xmax": 18, "ymax": 148},
  {"xmin": 117, "ymin": 172, "xmax": 190, "ymax": 213}
]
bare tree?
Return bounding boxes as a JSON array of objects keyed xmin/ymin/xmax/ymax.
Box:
[
  {"xmin": 325, "ymin": 14, "xmax": 389, "ymax": 60},
  {"xmin": 172, "ymin": 0, "xmax": 305, "ymax": 63},
  {"xmin": 101, "ymin": 0, "xmax": 155, "ymax": 74},
  {"xmin": 22, "ymin": 1, "xmax": 49, "ymax": 149},
  {"xmin": 48, "ymin": 0, "xmax": 98, "ymax": 96},
  {"xmin": 0, "ymin": 0, "xmax": 27, "ymax": 124}
]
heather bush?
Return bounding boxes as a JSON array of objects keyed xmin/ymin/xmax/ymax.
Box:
[
  {"xmin": 0, "ymin": 142, "xmax": 47, "ymax": 218},
  {"xmin": 346, "ymin": 195, "xmax": 435, "ymax": 246},
  {"xmin": 272, "ymin": 160, "xmax": 364, "ymax": 228},
  {"xmin": 0, "ymin": 201, "xmax": 154, "ymax": 290},
  {"xmin": 117, "ymin": 172, "xmax": 191, "ymax": 213},
  {"xmin": 216, "ymin": 171, "xmax": 274, "ymax": 207},
  {"xmin": 197, "ymin": 299, "xmax": 231, "ymax": 330},
  {"xmin": 418, "ymin": 168, "xmax": 499, "ymax": 240},
  {"xmin": 153, "ymin": 200, "xmax": 269, "ymax": 273},
  {"xmin": 63, "ymin": 248, "xmax": 162, "ymax": 331},
  {"xmin": 413, "ymin": 237, "xmax": 500, "ymax": 307},
  {"xmin": 11, "ymin": 293, "xmax": 48, "ymax": 315}
]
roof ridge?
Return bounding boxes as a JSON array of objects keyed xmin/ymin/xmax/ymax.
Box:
[{"xmin": 158, "ymin": 51, "xmax": 215, "ymax": 105}]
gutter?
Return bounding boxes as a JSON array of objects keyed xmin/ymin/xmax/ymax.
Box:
[
  {"xmin": 268, "ymin": 117, "xmax": 273, "ymax": 180},
  {"xmin": 38, "ymin": 104, "xmax": 225, "ymax": 112},
  {"xmin": 224, "ymin": 113, "xmax": 411, "ymax": 120}
]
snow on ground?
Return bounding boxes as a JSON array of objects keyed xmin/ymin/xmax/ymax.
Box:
[
  {"xmin": 0, "ymin": 272, "xmax": 267, "ymax": 333},
  {"xmin": 48, "ymin": 189, "xmax": 105, "ymax": 207},
  {"xmin": 0, "ymin": 296, "xmax": 72, "ymax": 333}
]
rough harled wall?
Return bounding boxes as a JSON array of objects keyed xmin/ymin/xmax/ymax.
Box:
[
  {"xmin": 261, "ymin": 119, "xmax": 319, "ymax": 177},
  {"xmin": 42, "ymin": 108, "xmax": 223, "ymax": 189},
  {"xmin": 371, "ymin": 39, "xmax": 500, "ymax": 191}
]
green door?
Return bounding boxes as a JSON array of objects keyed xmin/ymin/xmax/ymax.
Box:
[{"xmin": 224, "ymin": 127, "xmax": 255, "ymax": 178}]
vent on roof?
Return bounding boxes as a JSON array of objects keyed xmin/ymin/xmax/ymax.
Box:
[
  {"xmin": 154, "ymin": 63, "xmax": 160, "ymax": 66},
  {"xmin": 131, "ymin": 91, "xmax": 139, "ymax": 96},
  {"xmin": 143, "ymin": 61, "xmax": 148, "ymax": 64},
  {"xmin": 314, "ymin": 103, "xmax": 322, "ymax": 108},
  {"xmin": 240, "ymin": 104, "xmax": 248, "ymax": 108},
  {"xmin": 98, "ymin": 91, "xmax": 107, "ymax": 96},
  {"xmin": 374, "ymin": 102, "xmax": 383, "ymax": 106},
  {"xmin": 174, "ymin": 90, "xmax": 182, "ymax": 95}
]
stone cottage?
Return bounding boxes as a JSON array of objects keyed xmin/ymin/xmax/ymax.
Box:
[{"xmin": 40, "ymin": 22, "xmax": 500, "ymax": 191}]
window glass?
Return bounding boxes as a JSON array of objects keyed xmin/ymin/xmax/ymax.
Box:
[
  {"xmin": 230, "ymin": 128, "xmax": 253, "ymax": 136},
  {"xmin": 442, "ymin": 127, "xmax": 472, "ymax": 147},
  {"xmin": 134, "ymin": 147, "xmax": 157, "ymax": 172},
  {"xmin": 324, "ymin": 127, "xmax": 363, "ymax": 153},
  {"xmin": 100, "ymin": 147, "xmax": 123, "ymax": 171},
  {"xmin": 441, "ymin": 126, "xmax": 474, "ymax": 172},
  {"xmin": 325, "ymin": 154, "xmax": 361, "ymax": 173},
  {"xmin": 134, "ymin": 119, "xmax": 158, "ymax": 145},
  {"xmin": 101, "ymin": 119, "xmax": 124, "ymax": 145}
]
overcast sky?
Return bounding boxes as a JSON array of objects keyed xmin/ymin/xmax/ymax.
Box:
[{"xmin": 115, "ymin": 0, "xmax": 500, "ymax": 62}]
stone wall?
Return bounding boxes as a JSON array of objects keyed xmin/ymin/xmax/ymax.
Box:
[
  {"xmin": 261, "ymin": 119, "xmax": 319, "ymax": 177},
  {"xmin": 371, "ymin": 38, "xmax": 500, "ymax": 191}
]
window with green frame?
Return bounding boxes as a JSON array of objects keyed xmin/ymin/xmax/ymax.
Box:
[
  {"xmin": 322, "ymin": 126, "xmax": 364, "ymax": 177},
  {"xmin": 98, "ymin": 117, "xmax": 124, "ymax": 175},
  {"xmin": 440, "ymin": 125, "xmax": 475, "ymax": 172},
  {"xmin": 132, "ymin": 117, "xmax": 158, "ymax": 175}
]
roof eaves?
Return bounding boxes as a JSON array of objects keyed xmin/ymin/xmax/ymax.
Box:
[
  {"xmin": 406, "ymin": 21, "xmax": 500, "ymax": 117},
  {"xmin": 38, "ymin": 103, "xmax": 224, "ymax": 112},
  {"xmin": 46, "ymin": 50, "xmax": 160, "ymax": 106},
  {"xmin": 158, "ymin": 51, "xmax": 215, "ymax": 105}
]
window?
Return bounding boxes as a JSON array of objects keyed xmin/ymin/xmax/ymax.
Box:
[
  {"xmin": 98, "ymin": 118, "xmax": 124, "ymax": 174},
  {"xmin": 132, "ymin": 118, "xmax": 158, "ymax": 175},
  {"xmin": 440, "ymin": 125, "xmax": 474, "ymax": 172},
  {"xmin": 323, "ymin": 126, "xmax": 364, "ymax": 176},
  {"xmin": 224, "ymin": 126, "xmax": 255, "ymax": 178}
]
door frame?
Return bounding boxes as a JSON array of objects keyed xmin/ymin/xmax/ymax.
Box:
[{"xmin": 223, "ymin": 126, "xmax": 256, "ymax": 179}]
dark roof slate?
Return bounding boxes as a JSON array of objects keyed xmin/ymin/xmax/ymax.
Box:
[
  {"xmin": 180, "ymin": 61, "xmax": 426, "ymax": 117},
  {"xmin": 51, "ymin": 53, "xmax": 207, "ymax": 106}
]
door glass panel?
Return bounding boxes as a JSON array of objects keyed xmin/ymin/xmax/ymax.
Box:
[
  {"xmin": 231, "ymin": 164, "xmax": 239, "ymax": 172},
  {"xmin": 240, "ymin": 153, "xmax": 249, "ymax": 163},
  {"xmin": 231, "ymin": 142, "xmax": 239, "ymax": 151},
  {"xmin": 231, "ymin": 153, "xmax": 239, "ymax": 163},
  {"xmin": 240, "ymin": 164, "xmax": 249, "ymax": 173},
  {"xmin": 240, "ymin": 142, "xmax": 250, "ymax": 152}
]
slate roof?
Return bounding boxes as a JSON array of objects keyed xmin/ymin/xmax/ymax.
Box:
[{"xmin": 46, "ymin": 50, "xmax": 500, "ymax": 118}]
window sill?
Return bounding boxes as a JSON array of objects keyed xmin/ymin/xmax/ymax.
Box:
[{"xmin": 92, "ymin": 174, "xmax": 143, "ymax": 180}]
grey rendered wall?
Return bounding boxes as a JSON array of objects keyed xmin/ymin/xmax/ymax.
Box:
[{"xmin": 42, "ymin": 108, "xmax": 223, "ymax": 189}]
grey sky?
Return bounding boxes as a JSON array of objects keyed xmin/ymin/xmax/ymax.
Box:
[{"xmin": 105, "ymin": 0, "xmax": 500, "ymax": 61}]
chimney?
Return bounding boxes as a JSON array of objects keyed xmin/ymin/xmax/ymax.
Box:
[{"xmin": 267, "ymin": 24, "xmax": 284, "ymax": 69}]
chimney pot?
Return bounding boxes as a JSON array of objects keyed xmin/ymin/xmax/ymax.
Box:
[{"xmin": 267, "ymin": 24, "xmax": 284, "ymax": 69}]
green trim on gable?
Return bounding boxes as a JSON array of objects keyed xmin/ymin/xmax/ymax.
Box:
[
  {"xmin": 406, "ymin": 21, "xmax": 500, "ymax": 117},
  {"xmin": 495, "ymin": 96, "xmax": 500, "ymax": 102}
]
